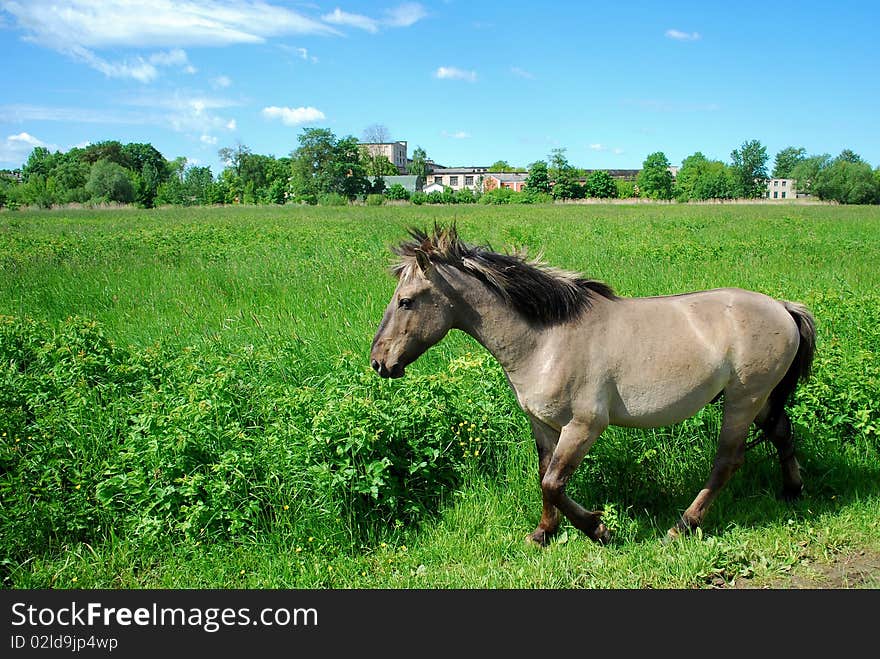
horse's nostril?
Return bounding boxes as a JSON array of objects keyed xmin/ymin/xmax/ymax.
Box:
[{"xmin": 371, "ymin": 359, "xmax": 380, "ymax": 371}]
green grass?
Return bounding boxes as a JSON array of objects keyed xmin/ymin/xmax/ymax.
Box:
[{"xmin": 1, "ymin": 202, "xmax": 879, "ymax": 589}]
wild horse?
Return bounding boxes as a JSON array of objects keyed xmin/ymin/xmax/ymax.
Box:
[{"xmin": 370, "ymin": 225, "xmax": 815, "ymax": 544}]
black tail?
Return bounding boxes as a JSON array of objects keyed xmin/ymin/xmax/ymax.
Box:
[{"xmin": 768, "ymin": 301, "xmax": 816, "ymax": 418}]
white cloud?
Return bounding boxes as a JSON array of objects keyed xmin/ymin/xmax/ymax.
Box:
[
  {"xmin": 211, "ymin": 76, "xmax": 232, "ymax": 89},
  {"xmin": 200, "ymin": 134, "xmax": 218, "ymax": 145},
  {"xmin": 5, "ymin": 0, "xmax": 339, "ymax": 49},
  {"xmin": 0, "ymin": 132, "xmax": 59, "ymax": 166},
  {"xmin": 321, "ymin": 3, "xmax": 427, "ymax": 32},
  {"xmin": 441, "ymin": 130, "xmax": 470, "ymax": 139},
  {"xmin": 613, "ymin": 148, "xmax": 624, "ymax": 155},
  {"xmin": 0, "ymin": 103, "xmax": 148, "ymax": 125},
  {"xmin": 665, "ymin": 29, "xmax": 701, "ymax": 41},
  {"xmin": 435, "ymin": 66, "xmax": 477, "ymax": 82},
  {"xmin": 322, "ymin": 8, "xmax": 379, "ymax": 33},
  {"xmin": 296, "ymin": 47, "xmax": 318, "ymax": 63},
  {"xmin": 122, "ymin": 91, "xmax": 241, "ymax": 134},
  {"xmin": 383, "ymin": 3, "xmax": 427, "ymax": 27},
  {"xmin": 510, "ymin": 67, "xmax": 535, "ymax": 79},
  {"xmin": 2, "ymin": 1, "xmax": 338, "ymax": 81},
  {"xmin": 589, "ymin": 143, "xmax": 607, "ymax": 151},
  {"xmin": 261, "ymin": 105, "xmax": 325, "ymax": 125}
]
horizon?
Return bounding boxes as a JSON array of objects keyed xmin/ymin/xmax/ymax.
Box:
[{"xmin": 1, "ymin": 1, "xmax": 878, "ymax": 176}]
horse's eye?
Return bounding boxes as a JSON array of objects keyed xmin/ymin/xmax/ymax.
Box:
[{"xmin": 399, "ymin": 297, "xmax": 413, "ymax": 310}]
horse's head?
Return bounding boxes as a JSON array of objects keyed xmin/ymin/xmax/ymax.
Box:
[{"xmin": 370, "ymin": 248, "xmax": 455, "ymax": 378}]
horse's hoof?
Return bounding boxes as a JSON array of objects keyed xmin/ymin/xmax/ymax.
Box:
[
  {"xmin": 778, "ymin": 484, "xmax": 804, "ymax": 502},
  {"xmin": 663, "ymin": 526, "xmax": 684, "ymax": 544},
  {"xmin": 591, "ymin": 523, "xmax": 611, "ymax": 545},
  {"xmin": 526, "ymin": 530, "xmax": 551, "ymax": 547}
]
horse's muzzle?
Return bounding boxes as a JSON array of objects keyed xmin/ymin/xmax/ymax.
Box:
[{"xmin": 371, "ymin": 359, "xmax": 405, "ymax": 379}]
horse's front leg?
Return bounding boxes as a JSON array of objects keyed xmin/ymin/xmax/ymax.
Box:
[
  {"xmin": 540, "ymin": 415, "xmax": 610, "ymax": 544},
  {"xmin": 527, "ymin": 416, "xmax": 561, "ymax": 546}
]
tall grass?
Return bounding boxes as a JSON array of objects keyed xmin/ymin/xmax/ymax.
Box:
[{"xmin": 1, "ymin": 203, "xmax": 878, "ymax": 588}]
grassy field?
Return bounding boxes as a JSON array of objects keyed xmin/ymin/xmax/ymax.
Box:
[{"xmin": 1, "ymin": 202, "xmax": 878, "ymax": 589}]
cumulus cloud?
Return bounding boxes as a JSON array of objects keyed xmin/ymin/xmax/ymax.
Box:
[
  {"xmin": 665, "ymin": 29, "xmax": 701, "ymax": 41},
  {"xmin": 0, "ymin": 132, "xmax": 59, "ymax": 166},
  {"xmin": 441, "ymin": 130, "xmax": 470, "ymax": 139},
  {"xmin": 211, "ymin": 75, "xmax": 232, "ymax": 89},
  {"xmin": 589, "ymin": 143, "xmax": 607, "ymax": 151},
  {"xmin": 200, "ymin": 134, "xmax": 218, "ymax": 145},
  {"xmin": 261, "ymin": 105, "xmax": 326, "ymax": 126},
  {"xmin": 434, "ymin": 66, "xmax": 477, "ymax": 82}
]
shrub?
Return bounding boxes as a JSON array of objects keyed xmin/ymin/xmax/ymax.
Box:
[
  {"xmin": 386, "ymin": 184, "xmax": 410, "ymax": 201},
  {"xmin": 365, "ymin": 193, "xmax": 385, "ymax": 206},
  {"xmin": 317, "ymin": 192, "xmax": 348, "ymax": 206}
]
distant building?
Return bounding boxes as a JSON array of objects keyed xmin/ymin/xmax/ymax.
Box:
[
  {"xmin": 483, "ymin": 172, "xmax": 529, "ymax": 193},
  {"xmin": 426, "ymin": 167, "xmax": 491, "ymax": 191},
  {"xmin": 361, "ymin": 141, "xmax": 408, "ymax": 173},
  {"xmin": 766, "ymin": 178, "xmax": 796, "ymax": 200},
  {"xmin": 375, "ymin": 175, "xmax": 423, "ymax": 194},
  {"xmin": 582, "ymin": 169, "xmax": 641, "ymax": 181}
]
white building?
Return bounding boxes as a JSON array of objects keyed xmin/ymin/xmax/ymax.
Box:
[{"xmin": 766, "ymin": 178, "xmax": 796, "ymax": 200}]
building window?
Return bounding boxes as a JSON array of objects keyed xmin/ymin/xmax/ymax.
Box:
[
  {"xmin": 773, "ymin": 191, "xmax": 778, "ymax": 198},
  {"xmin": 781, "ymin": 191, "xmax": 786, "ymax": 198},
  {"xmin": 774, "ymin": 180, "xmax": 778, "ymax": 186},
  {"xmin": 465, "ymin": 175, "xmax": 474, "ymax": 186},
  {"xmin": 782, "ymin": 180, "xmax": 787, "ymax": 186},
  {"xmin": 434, "ymin": 176, "xmax": 442, "ymax": 184},
  {"xmin": 450, "ymin": 176, "xmax": 459, "ymax": 186}
]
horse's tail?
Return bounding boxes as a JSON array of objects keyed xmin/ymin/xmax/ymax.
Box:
[{"xmin": 769, "ymin": 301, "xmax": 816, "ymax": 417}]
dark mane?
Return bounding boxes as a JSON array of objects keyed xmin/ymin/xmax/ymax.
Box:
[{"xmin": 391, "ymin": 224, "xmax": 617, "ymax": 325}]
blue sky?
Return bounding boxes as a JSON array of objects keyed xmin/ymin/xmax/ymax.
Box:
[{"xmin": 1, "ymin": 0, "xmax": 878, "ymax": 175}]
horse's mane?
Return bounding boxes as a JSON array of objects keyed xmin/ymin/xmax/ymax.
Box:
[{"xmin": 391, "ymin": 224, "xmax": 617, "ymax": 325}]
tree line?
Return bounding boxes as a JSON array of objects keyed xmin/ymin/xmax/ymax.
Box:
[{"xmin": 1, "ymin": 130, "xmax": 878, "ymax": 210}]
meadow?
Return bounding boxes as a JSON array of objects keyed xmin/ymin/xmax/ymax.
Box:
[{"xmin": 1, "ymin": 202, "xmax": 878, "ymax": 589}]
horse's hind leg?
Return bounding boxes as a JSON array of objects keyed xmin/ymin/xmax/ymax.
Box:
[
  {"xmin": 668, "ymin": 397, "xmax": 762, "ymax": 540},
  {"xmin": 757, "ymin": 406, "xmax": 803, "ymax": 501}
]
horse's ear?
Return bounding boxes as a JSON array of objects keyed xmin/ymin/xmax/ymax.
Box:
[{"xmin": 414, "ymin": 248, "xmax": 433, "ymax": 276}]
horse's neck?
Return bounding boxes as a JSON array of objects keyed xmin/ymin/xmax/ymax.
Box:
[{"xmin": 448, "ymin": 271, "xmax": 540, "ymax": 375}]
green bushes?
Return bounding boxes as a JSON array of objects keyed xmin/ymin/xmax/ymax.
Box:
[{"xmin": 0, "ymin": 316, "xmax": 522, "ymax": 561}]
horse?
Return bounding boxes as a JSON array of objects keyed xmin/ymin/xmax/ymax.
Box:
[{"xmin": 370, "ymin": 225, "xmax": 816, "ymax": 544}]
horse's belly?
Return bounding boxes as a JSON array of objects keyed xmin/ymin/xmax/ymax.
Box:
[{"xmin": 607, "ymin": 369, "xmax": 726, "ymax": 428}]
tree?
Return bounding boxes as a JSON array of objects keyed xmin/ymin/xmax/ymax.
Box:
[
  {"xmin": 730, "ymin": 139, "xmax": 769, "ymax": 198},
  {"xmin": 789, "ymin": 154, "xmax": 830, "ymax": 196},
  {"xmin": 408, "ymin": 146, "xmax": 428, "ymax": 178},
  {"xmin": 288, "ymin": 128, "xmax": 368, "ymax": 203},
  {"xmin": 489, "ymin": 160, "xmax": 516, "ymax": 172},
  {"xmin": 584, "ymin": 170, "xmax": 618, "ymax": 198},
  {"xmin": 85, "ymin": 159, "xmax": 134, "ymax": 203},
  {"xmin": 636, "ymin": 151, "xmax": 674, "ymax": 200},
  {"xmin": 813, "ymin": 154, "xmax": 880, "ymax": 204},
  {"xmin": 772, "ymin": 146, "xmax": 806, "ymax": 178},
  {"xmin": 546, "ymin": 149, "xmax": 581, "ymax": 200},
  {"xmin": 675, "ymin": 152, "xmax": 735, "ymax": 201},
  {"xmin": 836, "ymin": 148, "xmax": 863, "ymax": 164},
  {"xmin": 362, "ymin": 123, "xmax": 391, "ymax": 144},
  {"xmin": 524, "ymin": 161, "xmax": 551, "ymax": 194}
]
